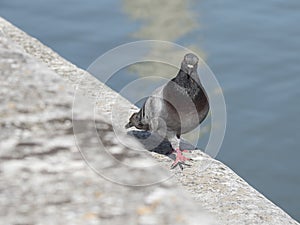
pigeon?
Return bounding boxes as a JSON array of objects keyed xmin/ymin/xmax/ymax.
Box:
[{"xmin": 125, "ymin": 53, "xmax": 209, "ymax": 169}]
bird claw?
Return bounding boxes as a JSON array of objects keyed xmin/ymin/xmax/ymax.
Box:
[
  {"xmin": 170, "ymin": 149, "xmax": 193, "ymax": 170},
  {"xmin": 171, "ymin": 161, "xmax": 192, "ymax": 170}
]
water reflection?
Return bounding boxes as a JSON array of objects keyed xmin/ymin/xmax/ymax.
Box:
[{"xmin": 122, "ymin": 0, "xmax": 205, "ymax": 78}]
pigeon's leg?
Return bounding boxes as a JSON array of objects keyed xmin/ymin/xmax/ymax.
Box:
[{"xmin": 169, "ymin": 135, "xmax": 192, "ymax": 169}]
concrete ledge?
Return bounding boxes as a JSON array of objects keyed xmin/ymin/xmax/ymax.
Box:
[{"xmin": 0, "ymin": 17, "xmax": 298, "ymax": 225}]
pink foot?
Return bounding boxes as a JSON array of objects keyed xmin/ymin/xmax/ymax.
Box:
[{"xmin": 171, "ymin": 149, "xmax": 192, "ymax": 170}]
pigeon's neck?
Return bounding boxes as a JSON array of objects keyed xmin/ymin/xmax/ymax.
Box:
[
  {"xmin": 190, "ymin": 71, "xmax": 201, "ymax": 85},
  {"xmin": 170, "ymin": 69, "xmax": 204, "ymax": 101},
  {"xmin": 175, "ymin": 69, "xmax": 201, "ymax": 86}
]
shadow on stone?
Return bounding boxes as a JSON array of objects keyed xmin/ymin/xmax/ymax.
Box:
[{"xmin": 127, "ymin": 130, "xmax": 197, "ymax": 161}]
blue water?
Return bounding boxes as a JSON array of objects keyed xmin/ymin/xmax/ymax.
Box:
[{"xmin": 1, "ymin": 0, "xmax": 300, "ymax": 221}]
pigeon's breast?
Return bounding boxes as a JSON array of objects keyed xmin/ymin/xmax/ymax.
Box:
[{"xmin": 163, "ymin": 81, "xmax": 209, "ymax": 134}]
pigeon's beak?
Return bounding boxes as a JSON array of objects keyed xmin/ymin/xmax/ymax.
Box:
[
  {"xmin": 187, "ymin": 64, "xmax": 194, "ymax": 74},
  {"xmin": 125, "ymin": 122, "xmax": 132, "ymax": 129}
]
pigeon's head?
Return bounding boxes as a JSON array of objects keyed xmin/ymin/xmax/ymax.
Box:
[
  {"xmin": 181, "ymin": 53, "xmax": 199, "ymax": 75},
  {"xmin": 125, "ymin": 112, "xmax": 149, "ymax": 130}
]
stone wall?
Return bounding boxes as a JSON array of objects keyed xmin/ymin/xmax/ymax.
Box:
[{"xmin": 0, "ymin": 17, "xmax": 298, "ymax": 225}]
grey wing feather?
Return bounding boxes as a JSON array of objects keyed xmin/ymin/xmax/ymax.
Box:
[{"xmin": 143, "ymin": 85, "xmax": 181, "ymax": 136}]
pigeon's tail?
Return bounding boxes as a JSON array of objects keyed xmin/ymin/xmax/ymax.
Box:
[
  {"xmin": 125, "ymin": 109, "xmax": 150, "ymax": 131},
  {"xmin": 125, "ymin": 122, "xmax": 132, "ymax": 129}
]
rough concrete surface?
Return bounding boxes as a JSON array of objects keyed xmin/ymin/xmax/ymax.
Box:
[
  {"xmin": 0, "ymin": 17, "xmax": 299, "ymax": 225},
  {"xmin": 0, "ymin": 21, "xmax": 214, "ymax": 225}
]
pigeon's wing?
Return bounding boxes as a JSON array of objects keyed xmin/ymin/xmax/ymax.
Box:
[{"xmin": 142, "ymin": 84, "xmax": 180, "ymax": 136}]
